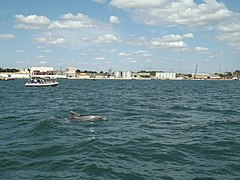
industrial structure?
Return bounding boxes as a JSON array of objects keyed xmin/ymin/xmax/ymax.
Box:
[{"xmin": 0, "ymin": 66, "xmax": 238, "ymax": 80}]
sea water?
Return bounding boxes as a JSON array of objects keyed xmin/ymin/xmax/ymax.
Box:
[{"xmin": 0, "ymin": 79, "xmax": 239, "ymax": 179}]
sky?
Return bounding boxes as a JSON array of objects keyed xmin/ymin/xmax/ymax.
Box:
[{"xmin": 0, "ymin": 0, "xmax": 240, "ymax": 73}]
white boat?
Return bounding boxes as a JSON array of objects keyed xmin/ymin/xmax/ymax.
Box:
[
  {"xmin": 0, "ymin": 76, "xmax": 15, "ymax": 81},
  {"xmin": 25, "ymin": 78, "xmax": 59, "ymax": 87},
  {"xmin": 232, "ymin": 77, "xmax": 239, "ymax": 80}
]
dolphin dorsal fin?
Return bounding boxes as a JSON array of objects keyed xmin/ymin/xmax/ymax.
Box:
[{"xmin": 70, "ymin": 111, "xmax": 80, "ymax": 118}]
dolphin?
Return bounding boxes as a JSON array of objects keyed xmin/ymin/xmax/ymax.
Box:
[{"xmin": 69, "ymin": 111, "xmax": 108, "ymax": 121}]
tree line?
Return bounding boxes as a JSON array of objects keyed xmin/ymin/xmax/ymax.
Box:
[{"xmin": 0, "ymin": 68, "xmax": 19, "ymax": 72}]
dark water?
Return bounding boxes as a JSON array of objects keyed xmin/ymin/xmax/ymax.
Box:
[{"xmin": 0, "ymin": 79, "xmax": 240, "ymax": 179}]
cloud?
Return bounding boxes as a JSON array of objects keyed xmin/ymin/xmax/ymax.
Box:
[
  {"xmin": 40, "ymin": 61, "xmax": 48, "ymax": 64},
  {"xmin": 91, "ymin": 0, "xmax": 106, "ymax": 3},
  {"xmin": 35, "ymin": 33, "xmax": 66, "ymax": 45},
  {"xmin": 41, "ymin": 49, "xmax": 52, "ymax": 53},
  {"xmin": 195, "ymin": 46, "xmax": 209, "ymax": 53},
  {"xmin": 95, "ymin": 57, "xmax": 105, "ymax": 60},
  {"xmin": 110, "ymin": 0, "xmax": 167, "ymax": 9},
  {"xmin": 15, "ymin": 49, "xmax": 24, "ymax": 53},
  {"xmin": 217, "ymin": 23, "xmax": 240, "ymax": 49},
  {"xmin": 36, "ymin": 55, "xmax": 46, "ymax": 59},
  {"xmin": 14, "ymin": 12, "xmax": 120, "ymax": 49},
  {"xmin": 183, "ymin": 33, "xmax": 194, "ymax": 38},
  {"xmin": 110, "ymin": 16, "xmax": 120, "ymax": 24},
  {"xmin": 130, "ymin": 60, "xmax": 137, "ymax": 63},
  {"xmin": 134, "ymin": 50, "xmax": 152, "ymax": 57},
  {"xmin": 14, "ymin": 15, "xmax": 50, "ymax": 29},
  {"xmin": 135, "ymin": 50, "xmax": 152, "ymax": 57},
  {"xmin": 0, "ymin": 34, "xmax": 15, "ymax": 40},
  {"xmin": 161, "ymin": 33, "xmax": 194, "ymax": 42},
  {"xmin": 118, "ymin": 52, "xmax": 131, "ymax": 56},
  {"xmin": 151, "ymin": 33, "xmax": 193, "ymax": 49},
  {"xmin": 152, "ymin": 40, "xmax": 187, "ymax": 49},
  {"xmin": 127, "ymin": 36, "xmax": 148, "ymax": 46},
  {"xmin": 49, "ymin": 13, "xmax": 96, "ymax": 29},
  {"xmin": 94, "ymin": 34, "xmax": 121, "ymax": 43},
  {"xmin": 110, "ymin": 0, "xmax": 233, "ymax": 27}
]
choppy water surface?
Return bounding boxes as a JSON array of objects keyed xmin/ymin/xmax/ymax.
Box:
[{"xmin": 0, "ymin": 79, "xmax": 240, "ymax": 179}]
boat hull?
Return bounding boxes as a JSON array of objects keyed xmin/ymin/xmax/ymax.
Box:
[{"xmin": 25, "ymin": 82, "xmax": 59, "ymax": 87}]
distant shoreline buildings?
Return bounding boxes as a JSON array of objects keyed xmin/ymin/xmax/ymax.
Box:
[{"xmin": 0, "ymin": 66, "xmax": 239, "ymax": 80}]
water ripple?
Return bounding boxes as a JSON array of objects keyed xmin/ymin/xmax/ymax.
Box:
[{"xmin": 0, "ymin": 79, "xmax": 240, "ymax": 179}]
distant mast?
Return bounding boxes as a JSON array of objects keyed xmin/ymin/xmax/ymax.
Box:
[{"xmin": 194, "ymin": 64, "xmax": 198, "ymax": 79}]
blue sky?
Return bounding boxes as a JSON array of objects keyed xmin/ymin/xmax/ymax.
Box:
[{"xmin": 0, "ymin": 0, "xmax": 239, "ymax": 73}]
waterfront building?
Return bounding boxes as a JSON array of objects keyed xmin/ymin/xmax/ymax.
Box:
[
  {"xmin": 114, "ymin": 71, "xmax": 122, "ymax": 78},
  {"xmin": 64, "ymin": 67, "xmax": 76, "ymax": 78},
  {"xmin": 192, "ymin": 73, "xmax": 210, "ymax": 79},
  {"xmin": 30, "ymin": 67, "xmax": 54, "ymax": 78},
  {"xmin": 137, "ymin": 72, "xmax": 151, "ymax": 78},
  {"xmin": 75, "ymin": 72, "xmax": 90, "ymax": 79},
  {"xmin": 209, "ymin": 74, "xmax": 221, "ymax": 79},
  {"xmin": 122, "ymin": 71, "xmax": 133, "ymax": 79},
  {"xmin": 156, "ymin": 72, "xmax": 176, "ymax": 79},
  {"xmin": 0, "ymin": 68, "xmax": 30, "ymax": 79},
  {"xmin": 19, "ymin": 68, "xmax": 29, "ymax": 74},
  {"xmin": 95, "ymin": 72, "xmax": 108, "ymax": 79}
]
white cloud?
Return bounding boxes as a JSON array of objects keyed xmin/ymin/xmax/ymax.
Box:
[
  {"xmin": 91, "ymin": 0, "xmax": 106, "ymax": 3},
  {"xmin": 152, "ymin": 39, "xmax": 187, "ymax": 48},
  {"xmin": 37, "ymin": 45, "xmax": 45, "ymax": 49},
  {"xmin": 94, "ymin": 34, "xmax": 121, "ymax": 43},
  {"xmin": 36, "ymin": 55, "xmax": 46, "ymax": 59},
  {"xmin": 0, "ymin": 34, "xmax": 15, "ymax": 40},
  {"xmin": 110, "ymin": 0, "xmax": 167, "ymax": 9},
  {"xmin": 130, "ymin": 60, "xmax": 137, "ymax": 63},
  {"xmin": 49, "ymin": 38, "xmax": 65, "ymax": 45},
  {"xmin": 95, "ymin": 57, "xmax": 105, "ymax": 60},
  {"xmin": 151, "ymin": 33, "xmax": 193, "ymax": 49},
  {"xmin": 14, "ymin": 15, "xmax": 50, "ymax": 29},
  {"xmin": 110, "ymin": 16, "xmax": 120, "ymax": 24},
  {"xmin": 218, "ymin": 23, "xmax": 240, "ymax": 32},
  {"xmin": 15, "ymin": 49, "xmax": 24, "ymax": 53},
  {"xmin": 142, "ymin": 53, "xmax": 152, "ymax": 57},
  {"xmin": 41, "ymin": 49, "xmax": 52, "ymax": 53},
  {"xmin": 15, "ymin": 12, "xmax": 120, "ymax": 49},
  {"xmin": 134, "ymin": 50, "xmax": 152, "ymax": 57},
  {"xmin": 118, "ymin": 52, "xmax": 131, "ymax": 56},
  {"xmin": 127, "ymin": 36, "xmax": 148, "ymax": 46},
  {"xmin": 135, "ymin": 50, "xmax": 147, "ymax": 54},
  {"xmin": 195, "ymin": 46, "xmax": 209, "ymax": 53},
  {"xmin": 49, "ymin": 13, "xmax": 96, "ymax": 29},
  {"xmin": 40, "ymin": 61, "xmax": 48, "ymax": 64},
  {"xmin": 160, "ymin": 33, "xmax": 194, "ymax": 42},
  {"xmin": 217, "ymin": 23, "xmax": 240, "ymax": 48},
  {"xmin": 183, "ymin": 33, "xmax": 194, "ymax": 38},
  {"xmin": 102, "ymin": 48, "xmax": 118, "ymax": 53},
  {"xmin": 110, "ymin": 0, "xmax": 233, "ymax": 27},
  {"xmin": 35, "ymin": 33, "xmax": 66, "ymax": 45}
]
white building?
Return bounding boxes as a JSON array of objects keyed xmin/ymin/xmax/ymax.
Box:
[
  {"xmin": 0, "ymin": 72, "xmax": 29, "ymax": 79},
  {"xmin": 122, "ymin": 71, "xmax": 133, "ymax": 79},
  {"xmin": 0, "ymin": 68, "xmax": 30, "ymax": 79},
  {"xmin": 64, "ymin": 67, "xmax": 76, "ymax": 78},
  {"xmin": 30, "ymin": 67, "xmax": 54, "ymax": 78},
  {"xmin": 156, "ymin": 72, "xmax": 176, "ymax": 79},
  {"xmin": 114, "ymin": 71, "xmax": 122, "ymax": 78},
  {"xmin": 192, "ymin": 73, "xmax": 210, "ymax": 79}
]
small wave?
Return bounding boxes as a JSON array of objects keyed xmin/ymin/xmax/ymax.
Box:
[{"xmin": 28, "ymin": 118, "xmax": 60, "ymax": 137}]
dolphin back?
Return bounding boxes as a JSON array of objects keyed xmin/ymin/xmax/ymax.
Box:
[{"xmin": 69, "ymin": 111, "xmax": 107, "ymax": 121}]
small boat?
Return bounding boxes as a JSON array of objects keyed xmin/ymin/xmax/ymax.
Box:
[
  {"xmin": 0, "ymin": 76, "xmax": 15, "ymax": 81},
  {"xmin": 232, "ymin": 77, "xmax": 239, "ymax": 80},
  {"xmin": 25, "ymin": 78, "xmax": 59, "ymax": 87}
]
